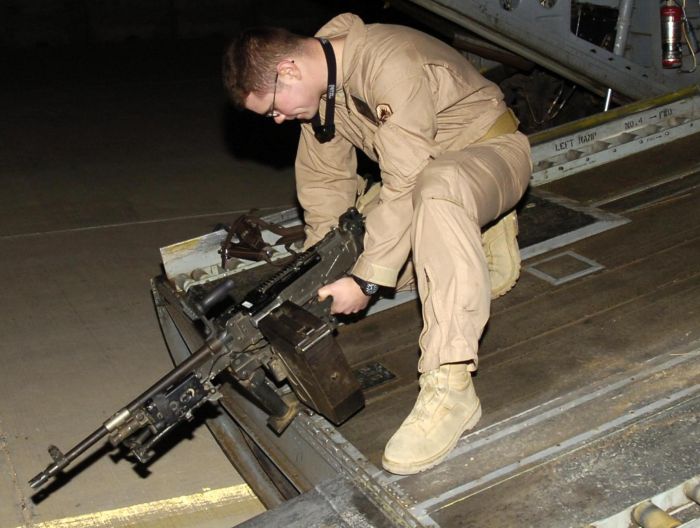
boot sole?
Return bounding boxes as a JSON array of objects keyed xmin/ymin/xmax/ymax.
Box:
[{"xmin": 381, "ymin": 403, "xmax": 482, "ymax": 475}]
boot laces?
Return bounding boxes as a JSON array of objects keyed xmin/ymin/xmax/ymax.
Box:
[{"xmin": 408, "ymin": 370, "xmax": 444, "ymax": 422}]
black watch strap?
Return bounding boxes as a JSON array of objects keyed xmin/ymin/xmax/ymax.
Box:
[{"xmin": 351, "ymin": 275, "xmax": 380, "ymax": 296}]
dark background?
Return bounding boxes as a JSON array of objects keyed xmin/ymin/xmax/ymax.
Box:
[
  {"xmin": 0, "ymin": 0, "xmax": 602, "ymax": 180},
  {"xmin": 0, "ymin": 1, "xmax": 414, "ymax": 85},
  {"xmin": 0, "ymin": 1, "xmax": 432, "ymax": 171}
]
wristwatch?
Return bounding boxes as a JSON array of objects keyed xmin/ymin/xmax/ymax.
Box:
[{"xmin": 351, "ymin": 275, "xmax": 380, "ymax": 296}]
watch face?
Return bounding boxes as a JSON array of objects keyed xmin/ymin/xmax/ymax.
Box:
[
  {"xmin": 353, "ymin": 275, "xmax": 379, "ymax": 296},
  {"xmin": 364, "ymin": 282, "xmax": 380, "ymax": 295}
]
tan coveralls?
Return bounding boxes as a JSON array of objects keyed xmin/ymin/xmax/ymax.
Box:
[{"xmin": 296, "ymin": 14, "xmax": 532, "ymax": 373}]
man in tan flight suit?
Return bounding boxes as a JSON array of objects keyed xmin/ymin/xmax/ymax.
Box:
[{"xmin": 223, "ymin": 13, "xmax": 531, "ymax": 475}]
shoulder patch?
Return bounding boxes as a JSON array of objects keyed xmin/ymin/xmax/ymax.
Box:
[{"xmin": 376, "ymin": 104, "xmax": 393, "ymax": 123}]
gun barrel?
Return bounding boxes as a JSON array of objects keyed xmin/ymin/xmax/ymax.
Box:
[
  {"xmin": 28, "ymin": 209, "xmax": 365, "ymax": 493},
  {"xmin": 123, "ymin": 333, "xmax": 228, "ymax": 414},
  {"xmin": 28, "ymin": 470, "xmax": 51, "ymax": 489},
  {"xmin": 29, "ymin": 425, "xmax": 109, "ymax": 489},
  {"xmin": 29, "ymin": 334, "xmax": 230, "ymax": 490}
]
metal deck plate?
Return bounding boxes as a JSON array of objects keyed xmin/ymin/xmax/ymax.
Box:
[{"xmin": 518, "ymin": 189, "xmax": 629, "ymax": 260}]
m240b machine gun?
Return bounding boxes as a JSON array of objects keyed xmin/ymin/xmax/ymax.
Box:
[{"xmin": 29, "ymin": 208, "xmax": 366, "ymax": 490}]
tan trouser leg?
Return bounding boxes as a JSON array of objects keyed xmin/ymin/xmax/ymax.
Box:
[{"xmin": 412, "ymin": 132, "xmax": 531, "ymax": 373}]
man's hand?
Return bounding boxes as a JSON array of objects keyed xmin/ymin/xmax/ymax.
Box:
[{"xmin": 318, "ymin": 276, "xmax": 371, "ymax": 315}]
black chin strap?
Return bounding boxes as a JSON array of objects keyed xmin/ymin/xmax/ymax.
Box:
[{"xmin": 311, "ymin": 37, "xmax": 336, "ymax": 143}]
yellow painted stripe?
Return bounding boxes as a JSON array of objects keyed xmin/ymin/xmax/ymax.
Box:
[
  {"xmin": 529, "ymin": 84, "xmax": 700, "ymax": 146},
  {"xmin": 22, "ymin": 484, "xmax": 263, "ymax": 528}
]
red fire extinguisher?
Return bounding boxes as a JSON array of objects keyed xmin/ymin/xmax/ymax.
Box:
[{"xmin": 661, "ymin": 0, "xmax": 683, "ymax": 68}]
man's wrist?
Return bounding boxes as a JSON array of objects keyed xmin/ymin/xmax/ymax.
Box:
[{"xmin": 351, "ymin": 275, "xmax": 380, "ymax": 296}]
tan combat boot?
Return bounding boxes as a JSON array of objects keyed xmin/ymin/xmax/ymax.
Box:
[
  {"xmin": 382, "ymin": 363, "xmax": 481, "ymax": 475},
  {"xmin": 482, "ymin": 210, "xmax": 521, "ymax": 299}
]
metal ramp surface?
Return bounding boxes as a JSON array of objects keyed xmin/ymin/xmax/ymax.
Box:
[
  {"xmin": 216, "ymin": 124, "xmax": 700, "ymax": 526},
  {"xmin": 148, "ymin": 90, "xmax": 700, "ymax": 527}
]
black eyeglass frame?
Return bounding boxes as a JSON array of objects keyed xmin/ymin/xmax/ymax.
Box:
[{"xmin": 266, "ymin": 72, "xmax": 280, "ymax": 118}]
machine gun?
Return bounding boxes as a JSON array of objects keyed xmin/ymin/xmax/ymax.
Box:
[{"xmin": 29, "ymin": 208, "xmax": 366, "ymax": 490}]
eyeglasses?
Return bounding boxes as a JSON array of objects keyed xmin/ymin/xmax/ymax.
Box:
[{"xmin": 266, "ymin": 72, "xmax": 280, "ymax": 118}]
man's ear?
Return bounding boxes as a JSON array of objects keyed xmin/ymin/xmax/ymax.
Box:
[{"xmin": 276, "ymin": 59, "xmax": 300, "ymax": 82}]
